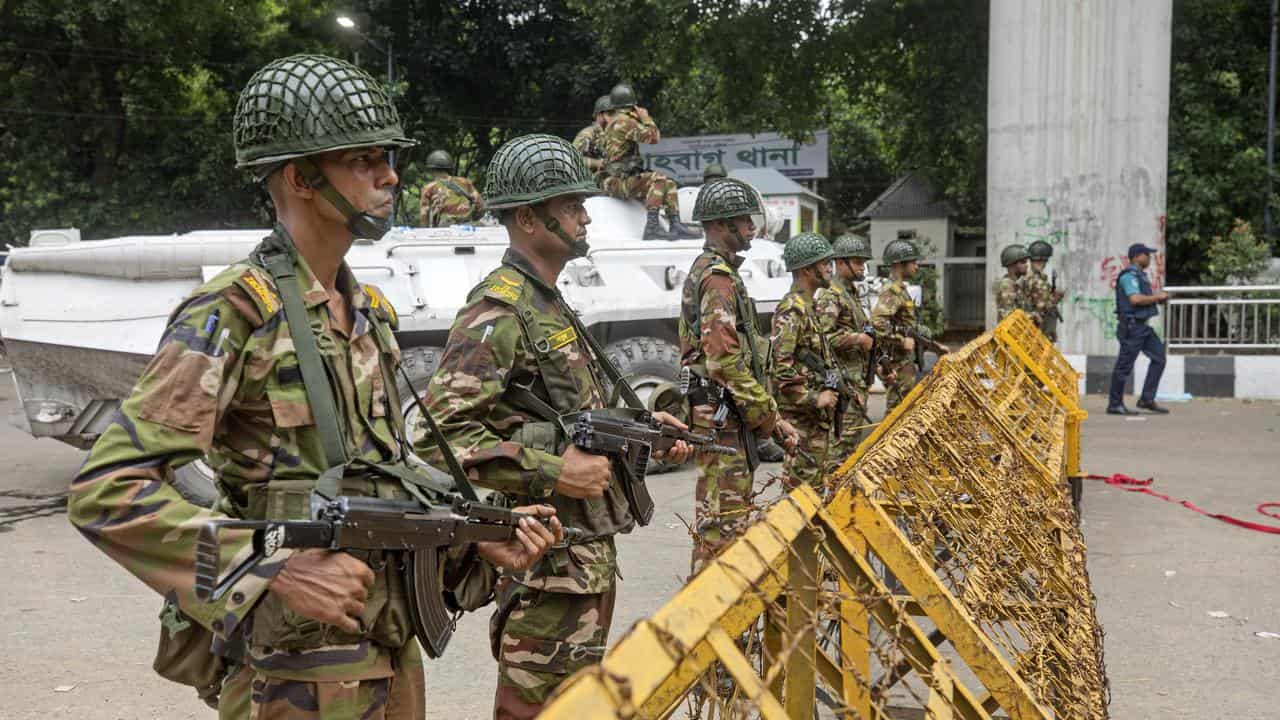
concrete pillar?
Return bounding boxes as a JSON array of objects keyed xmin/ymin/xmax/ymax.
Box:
[{"xmin": 987, "ymin": 0, "xmax": 1172, "ymax": 355}]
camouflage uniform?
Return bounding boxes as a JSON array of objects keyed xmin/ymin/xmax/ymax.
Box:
[
  {"xmin": 599, "ymin": 107, "xmax": 678, "ymax": 213},
  {"xmin": 813, "ymin": 275, "xmax": 871, "ymax": 472},
  {"xmin": 679, "ymin": 245, "xmax": 779, "ymax": 571},
  {"xmin": 572, "ymin": 124, "xmax": 603, "ymax": 168},
  {"xmin": 871, "ymin": 280, "xmax": 918, "ymax": 412},
  {"xmin": 770, "ymin": 289, "xmax": 835, "ymax": 490},
  {"xmin": 419, "ymin": 174, "xmax": 485, "ymax": 227},
  {"xmin": 69, "ymin": 233, "xmax": 431, "ymax": 719},
  {"xmin": 994, "ymin": 274, "xmax": 1025, "ymax": 322},
  {"xmin": 420, "ymin": 134, "xmax": 620, "ymax": 720},
  {"xmin": 1024, "ymin": 267, "xmax": 1058, "ymax": 339}
]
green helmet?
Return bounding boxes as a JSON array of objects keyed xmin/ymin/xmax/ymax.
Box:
[
  {"xmin": 782, "ymin": 232, "xmax": 834, "ymax": 272},
  {"xmin": 424, "ymin": 149, "xmax": 454, "ymax": 170},
  {"xmin": 831, "ymin": 233, "xmax": 873, "ymax": 260},
  {"xmin": 234, "ymin": 54, "xmax": 415, "ymax": 169},
  {"xmin": 1027, "ymin": 240, "xmax": 1053, "ymax": 260},
  {"xmin": 691, "ymin": 178, "xmax": 763, "ymax": 222},
  {"xmin": 593, "ymin": 95, "xmax": 612, "ymax": 115},
  {"xmin": 1000, "ymin": 244, "xmax": 1031, "ymax": 267},
  {"xmin": 883, "ymin": 238, "xmax": 920, "ymax": 265},
  {"xmin": 703, "ymin": 163, "xmax": 727, "ymax": 181},
  {"xmin": 607, "ymin": 83, "xmax": 637, "ymax": 110},
  {"xmin": 484, "ymin": 134, "xmax": 601, "ymax": 210}
]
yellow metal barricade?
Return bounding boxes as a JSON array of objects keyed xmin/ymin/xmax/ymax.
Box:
[{"xmin": 542, "ymin": 311, "xmax": 1106, "ymax": 719}]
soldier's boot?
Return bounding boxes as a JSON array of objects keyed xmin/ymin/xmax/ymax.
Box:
[
  {"xmin": 643, "ymin": 207, "xmax": 676, "ymax": 241},
  {"xmin": 665, "ymin": 208, "xmax": 702, "ymax": 239}
]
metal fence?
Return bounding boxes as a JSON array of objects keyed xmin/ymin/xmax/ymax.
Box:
[{"xmin": 1163, "ymin": 285, "xmax": 1280, "ymax": 351}]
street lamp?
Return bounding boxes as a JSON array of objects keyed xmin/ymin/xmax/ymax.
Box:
[{"xmin": 336, "ymin": 14, "xmax": 402, "ymax": 226}]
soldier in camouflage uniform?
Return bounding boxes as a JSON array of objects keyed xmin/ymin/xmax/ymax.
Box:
[
  {"xmin": 813, "ymin": 234, "xmax": 875, "ymax": 473},
  {"xmin": 419, "ymin": 133, "xmax": 692, "ymax": 720},
  {"xmin": 679, "ymin": 178, "xmax": 799, "ymax": 572},
  {"xmin": 418, "ymin": 149, "xmax": 486, "ymax": 227},
  {"xmin": 872, "ymin": 239, "xmax": 948, "ymax": 412},
  {"xmin": 1025, "ymin": 240, "xmax": 1064, "ymax": 341},
  {"xmin": 770, "ymin": 233, "xmax": 839, "ymax": 492},
  {"xmin": 572, "ymin": 95, "xmax": 611, "ymax": 174},
  {"xmin": 994, "ymin": 244, "xmax": 1031, "ymax": 323},
  {"xmin": 598, "ymin": 83, "xmax": 701, "ymax": 241},
  {"xmin": 66, "ymin": 55, "xmax": 560, "ymax": 720}
]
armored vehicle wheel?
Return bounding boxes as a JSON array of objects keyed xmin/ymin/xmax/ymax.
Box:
[
  {"xmin": 172, "ymin": 459, "xmax": 219, "ymax": 508},
  {"xmin": 603, "ymin": 337, "xmax": 686, "ymax": 473},
  {"xmin": 394, "ymin": 346, "xmax": 446, "ymax": 433}
]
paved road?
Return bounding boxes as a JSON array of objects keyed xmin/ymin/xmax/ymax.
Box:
[{"xmin": 0, "ymin": 376, "xmax": 1276, "ymax": 718}]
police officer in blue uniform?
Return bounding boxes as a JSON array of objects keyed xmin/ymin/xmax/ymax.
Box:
[{"xmin": 1107, "ymin": 243, "xmax": 1171, "ymax": 415}]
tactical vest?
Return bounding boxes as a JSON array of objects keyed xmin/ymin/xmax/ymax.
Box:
[
  {"xmin": 1115, "ymin": 266, "xmax": 1158, "ymax": 322},
  {"xmin": 680, "ymin": 250, "xmax": 768, "ymax": 387},
  {"xmin": 474, "ymin": 260, "xmax": 640, "ymax": 540}
]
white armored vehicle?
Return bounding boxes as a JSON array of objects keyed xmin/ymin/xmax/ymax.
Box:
[{"xmin": 1, "ymin": 196, "xmax": 790, "ymax": 468}]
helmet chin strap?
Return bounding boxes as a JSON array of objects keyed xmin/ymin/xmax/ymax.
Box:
[
  {"xmin": 532, "ymin": 203, "xmax": 590, "ymax": 259},
  {"xmin": 724, "ymin": 219, "xmax": 750, "ymax": 254},
  {"xmin": 293, "ymin": 156, "xmax": 393, "ymax": 241}
]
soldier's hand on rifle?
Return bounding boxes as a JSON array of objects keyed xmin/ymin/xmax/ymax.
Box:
[
  {"xmin": 775, "ymin": 418, "xmax": 801, "ymax": 453},
  {"xmin": 854, "ymin": 332, "xmax": 874, "ymax": 352},
  {"xmin": 690, "ymin": 404, "xmax": 715, "ymax": 427},
  {"xmin": 269, "ymin": 549, "xmax": 376, "ymax": 635},
  {"xmin": 902, "ymin": 337, "xmax": 915, "ymax": 353},
  {"xmin": 833, "ymin": 334, "xmax": 858, "ymax": 352},
  {"xmin": 557, "ymin": 445, "xmax": 613, "ymax": 498},
  {"xmin": 816, "ymin": 389, "xmax": 839, "ymax": 410},
  {"xmin": 935, "ymin": 342, "xmax": 951, "ymax": 354},
  {"xmin": 476, "ymin": 504, "xmax": 564, "ymax": 572},
  {"xmin": 650, "ymin": 411, "xmax": 695, "ymax": 464}
]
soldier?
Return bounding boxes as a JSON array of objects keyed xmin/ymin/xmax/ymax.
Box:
[
  {"xmin": 813, "ymin": 234, "xmax": 876, "ymax": 472},
  {"xmin": 871, "ymin": 239, "xmax": 949, "ymax": 412},
  {"xmin": 994, "ymin": 244, "xmax": 1031, "ymax": 322},
  {"xmin": 419, "ymin": 133, "xmax": 693, "ymax": 720},
  {"xmin": 598, "ymin": 82, "xmax": 701, "ymax": 240},
  {"xmin": 679, "ymin": 177, "xmax": 799, "ymax": 572},
  {"xmin": 1026, "ymin": 240, "xmax": 1064, "ymax": 340},
  {"xmin": 572, "ymin": 95, "xmax": 611, "ymax": 173},
  {"xmin": 770, "ymin": 232, "xmax": 839, "ymax": 491},
  {"xmin": 702, "ymin": 162, "xmax": 727, "ymax": 182},
  {"xmin": 418, "ymin": 149, "xmax": 486, "ymax": 227},
  {"xmin": 66, "ymin": 55, "xmax": 561, "ymax": 719}
]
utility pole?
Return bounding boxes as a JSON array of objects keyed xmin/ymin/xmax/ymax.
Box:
[{"xmin": 1268, "ymin": 0, "xmax": 1277, "ymax": 239}]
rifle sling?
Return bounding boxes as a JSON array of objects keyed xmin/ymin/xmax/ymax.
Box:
[
  {"xmin": 395, "ymin": 365, "xmax": 480, "ymax": 502},
  {"xmin": 255, "ymin": 235, "xmax": 349, "ymax": 500}
]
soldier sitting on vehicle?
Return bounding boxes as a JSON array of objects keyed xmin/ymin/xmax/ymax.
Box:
[
  {"xmin": 418, "ymin": 149, "xmax": 485, "ymax": 227},
  {"xmin": 573, "ymin": 95, "xmax": 611, "ymax": 174},
  {"xmin": 599, "ymin": 83, "xmax": 701, "ymax": 241}
]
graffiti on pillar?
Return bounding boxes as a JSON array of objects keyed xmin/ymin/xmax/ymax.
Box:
[
  {"xmin": 1016, "ymin": 197, "xmax": 1070, "ymax": 248},
  {"xmin": 1069, "ymin": 294, "xmax": 1117, "ymax": 340},
  {"xmin": 1099, "ymin": 253, "xmax": 1165, "ymax": 292}
]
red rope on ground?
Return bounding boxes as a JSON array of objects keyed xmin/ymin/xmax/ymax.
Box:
[{"xmin": 1085, "ymin": 474, "xmax": 1280, "ymax": 535}]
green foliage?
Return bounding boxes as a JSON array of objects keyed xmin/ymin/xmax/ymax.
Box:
[
  {"xmin": 1202, "ymin": 219, "xmax": 1272, "ymax": 284},
  {"xmin": 1167, "ymin": 0, "xmax": 1274, "ymax": 281}
]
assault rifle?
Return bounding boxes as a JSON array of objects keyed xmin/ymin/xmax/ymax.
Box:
[
  {"xmin": 679, "ymin": 367, "xmax": 765, "ymax": 472},
  {"xmin": 195, "ymin": 493, "xmax": 581, "ymax": 658},
  {"xmin": 795, "ymin": 348, "xmax": 847, "ymax": 437},
  {"xmin": 860, "ymin": 324, "xmax": 896, "ymax": 388},
  {"xmin": 568, "ymin": 408, "xmax": 735, "ymax": 526},
  {"xmin": 895, "ymin": 323, "xmax": 949, "ymax": 372}
]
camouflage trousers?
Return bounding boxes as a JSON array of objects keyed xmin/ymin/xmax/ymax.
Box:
[
  {"xmin": 827, "ymin": 393, "xmax": 870, "ymax": 477},
  {"xmin": 691, "ymin": 425, "xmax": 754, "ymax": 575},
  {"xmin": 490, "ymin": 578, "xmax": 617, "ymax": 720},
  {"xmin": 217, "ymin": 642, "xmax": 425, "ymax": 719},
  {"xmin": 602, "ymin": 171, "xmax": 679, "ymax": 212},
  {"xmin": 780, "ymin": 410, "xmax": 832, "ymax": 494}
]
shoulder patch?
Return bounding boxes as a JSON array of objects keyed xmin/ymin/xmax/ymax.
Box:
[
  {"xmin": 363, "ymin": 284, "xmax": 399, "ymax": 331},
  {"xmin": 230, "ymin": 266, "xmax": 280, "ymax": 322},
  {"xmin": 481, "ymin": 269, "xmax": 525, "ymax": 305},
  {"xmin": 707, "ymin": 261, "xmax": 736, "ymax": 276}
]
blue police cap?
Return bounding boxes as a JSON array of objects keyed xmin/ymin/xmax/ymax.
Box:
[{"xmin": 1127, "ymin": 243, "xmax": 1159, "ymax": 258}]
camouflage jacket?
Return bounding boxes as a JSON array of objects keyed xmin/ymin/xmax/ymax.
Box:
[
  {"xmin": 68, "ymin": 229, "xmax": 423, "ymax": 681},
  {"xmin": 814, "ymin": 276, "xmax": 870, "ymax": 392},
  {"xmin": 871, "ymin": 279, "xmax": 916, "ymax": 360},
  {"xmin": 679, "ymin": 246, "xmax": 779, "ymax": 431},
  {"xmin": 1024, "ymin": 268, "xmax": 1056, "ymax": 324},
  {"xmin": 420, "ymin": 249, "xmax": 624, "ymax": 594},
  {"xmin": 573, "ymin": 124, "xmax": 603, "ymax": 159},
  {"xmin": 600, "ymin": 108, "xmax": 659, "ymax": 172},
  {"xmin": 419, "ymin": 174, "xmax": 484, "ymax": 228},
  {"xmin": 770, "ymin": 287, "xmax": 835, "ymax": 421},
  {"xmin": 994, "ymin": 275, "xmax": 1025, "ymax": 322}
]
